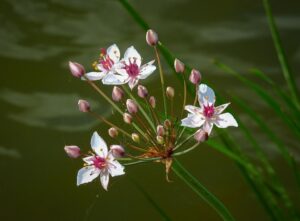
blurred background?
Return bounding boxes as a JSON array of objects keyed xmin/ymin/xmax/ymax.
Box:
[{"xmin": 0, "ymin": 0, "xmax": 299, "ymax": 220}]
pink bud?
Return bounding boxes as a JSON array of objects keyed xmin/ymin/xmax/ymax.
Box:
[
  {"xmin": 108, "ymin": 127, "xmax": 118, "ymax": 138},
  {"xmin": 69, "ymin": 61, "xmax": 85, "ymax": 78},
  {"xmin": 146, "ymin": 29, "xmax": 158, "ymax": 46},
  {"xmin": 110, "ymin": 145, "xmax": 125, "ymax": 158},
  {"xmin": 174, "ymin": 59, "xmax": 185, "ymax": 73},
  {"xmin": 123, "ymin": 113, "xmax": 132, "ymax": 124},
  {"xmin": 149, "ymin": 96, "xmax": 156, "ymax": 108},
  {"xmin": 194, "ymin": 129, "xmax": 208, "ymax": 143},
  {"xmin": 126, "ymin": 99, "xmax": 138, "ymax": 114},
  {"xmin": 78, "ymin": 99, "xmax": 90, "ymax": 112},
  {"xmin": 137, "ymin": 85, "xmax": 148, "ymax": 98},
  {"xmin": 64, "ymin": 145, "xmax": 81, "ymax": 158},
  {"xmin": 112, "ymin": 86, "xmax": 124, "ymax": 102},
  {"xmin": 166, "ymin": 86, "xmax": 175, "ymax": 99},
  {"xmin": 189, "ymin": 69, "xmax": 201, "ymax": 85},
  {"xmin": 157, "ymin": 125, "xmax": 165, "ymax": 136}
]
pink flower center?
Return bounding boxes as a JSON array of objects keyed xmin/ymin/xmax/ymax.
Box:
[
  {"xmin": 124, "ymin": 59, "xmax": 140, "ymax": 78},
  {"xmin": 92, "ymin": 156, "xmax": 106, "ymax": 169},
  {"xmin": 98, "ymin": 48, "xmax": 114, "ymax": 71},
  {"xmin": 203, "ymin": 104, "xmax": 215, "ymax": 118}
]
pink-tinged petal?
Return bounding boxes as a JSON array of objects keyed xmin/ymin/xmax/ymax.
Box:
[
  {"xmin": 128, "ymin": 78, "xmax": 139, "ymax": 90},
  {"xmin": 203, "ymin": 121, "xmax": 214, "ymax": 135},
  {"xmin": 184, "ymin": 105, "xmax": 202, "ymax": 114},
  {"xmin": 108, "ymin": 160, "xmax": 125, "ymax": 177},
  {"xmin": 181, "ymin": 114, "xmax": 205, "ymax": 128},
  {"xmin": 83, "ymin": 156, "xmax": 95, "ymax": 165},
  {"xmin": 214, "ymin": 113, "xmax": 238, "ymax": 128},
  {"xmin": 100, "ymin": 169, "xmax": 110, "ymax": 191},
  {"xmin": 77, "ymin": 166, "xmax": 100, "ymax": 186},
  {"xmin": 102, "ymin": 73, "xmax": 128, "ymax": 85},
  {"xmin": 81, "ymin": 71, "xmax": 106, "ymax": 81},
  {"xmin": 124, "ymin": 46, "xmax": 141, "ymax": 67},
  {"xmin": 198, "ymin": 84, "xmax": 216, "ymax": 106},
  {"xmin": 214, "ymin": 103, "xmax": 230, "ymax": 115},
  {"xmin": 107, "ymin": 44, "xmax": 120, "ymax": 63},
  {"xmin": 91, "ymin": 132, "xmax": 108, "ymax": 157},
  {"xmin": 139, "ymin": 61, "xmax": 156, "ymax": 79}
]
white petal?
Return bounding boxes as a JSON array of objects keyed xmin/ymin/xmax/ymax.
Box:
[
  {"xmin": 185, "ymin": 105, "xmax": 202, "ymax": 114},
  {"xmin": 214, "ymin": 103, "xmax": 230, "ymax": 115},
  {"xmin": 100, "ymin": 170, "xmax": 110, "ymax": 191},
  {"xmin": 77, "ymin": 166, "xmax": 100, "ymax": 186},
  {"xmin": 83, "ymin": 156, "xmax": 95, "ymax": 165},
  {"xmin": 108, "ymin": 160, "xmax": 125, "ymax": 177},
  {"xmin": 138, "ymin": 62, "xmax": 156, "ymax": 79},
  {"xmin": 198, "ymin": 84, "xmax": 216, "ymax": 106},
  {"xmin": 107, "ymin": 44, "xmax": 120, "ymax": 63},
  {"xmin": 124, "ymin": 46, "xmax": 141, "ymax": 67},
  {"xmin": 203, "ymin": 121, "xmax": 214, "ymax": 135},
  {"xmin": 81, "ymin": 71, "xmax": 106, "ymax": 81},
  {"xmin": 102, "ymin": 73, "xmax": 128, "ymax": 85},
  {"xmin": 91, "ymin": 132, "xmax": 108, "ymax": 157},
  {"xmin": 181, "ymin": 114, "xmax": 205, "ymax": 128},
  {"xmin": 214, "ymin": 113, "xmax": 238, "ymax": 128},
  {"xmin": 128, "ymin": 78, "xmax": 139, "ymax": 90}
]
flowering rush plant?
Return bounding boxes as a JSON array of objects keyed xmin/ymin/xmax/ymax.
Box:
[{"xmin": 65, "ymin": 29, "xmax": 238, "ymax": 191}]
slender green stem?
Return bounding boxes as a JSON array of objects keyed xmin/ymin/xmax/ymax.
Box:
[
  {"xmin": 172, "ymin": 159, "xmax": 235, "ymax": 221},
  {"xmin": 173, "ymin": 142, "xmax": 199, "ymax": 156},
  {"xmin": 174, "ymin": 131, "xmax": 194, "ymax": 150}
]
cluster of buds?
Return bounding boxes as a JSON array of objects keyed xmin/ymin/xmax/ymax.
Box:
[{"xmin": 65, "ymin": 29, "xmax": 238, "ymax": 191}]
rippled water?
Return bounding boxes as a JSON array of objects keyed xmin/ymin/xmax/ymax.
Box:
[{"xmin": 1, "ymin": 0, "xmax": 299, "ymax": 220}]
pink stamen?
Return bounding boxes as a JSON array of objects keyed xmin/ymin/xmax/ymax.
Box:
[
  {"xmin": 124, "ymin": 59, "xmax": 140, "ymax": 78},
  {"xmin": 203, "ymin": 104, "xmax": 215, "ymax": 118},
  {"xmin": 92, "ymin": 156, "xmax": 107, "ymax": 169}
]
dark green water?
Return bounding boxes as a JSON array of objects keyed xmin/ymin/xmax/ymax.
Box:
[{"xmin": 1, "ymin": 0, "xmax": 299, "ymax": 220}]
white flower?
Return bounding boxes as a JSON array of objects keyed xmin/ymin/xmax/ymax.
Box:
[
  {"xmin": 82, "ymin": 44, "xmax": 121, "ymax": 81},
  {"xmin": 181, "ymin": 84, "xmax": 238, "ymax": 135},
  {"xmin": 102, "ymin": 46, "xmax": 156, "ymax": 89},
  {"xmin": 77, "ymin": 132, "xmax": 125, "ymax": 190}
]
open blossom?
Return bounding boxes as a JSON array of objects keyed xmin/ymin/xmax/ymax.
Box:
[
  {"xmin": 181, "ymin": 84, "xmax": 238, "ymax": 135},
  {"xmin": 77, "ymin": 132, "xmax": 125, "ymax": 190},
  {"xmin": 102, "ymin": 46, "xmax": 156, "ymax": 89},
  {"xmin": 82, "ymin": 44, "xmax": 121, "ymax": 81}
]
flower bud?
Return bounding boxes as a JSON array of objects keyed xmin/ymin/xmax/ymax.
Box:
[
  {"xmin": 110, "ymin": 145, "xmax": 125, "ymax": 158},
  {"xmin": 146, "ymin": 29, "xmax": 158, "ymax": 46},
  {"xmin": 137, "ymin": 85, "xmax": 148, "ymax": 98},
  {"xmin": 164, "ymin": 119, "xmax": 171, "ymax": 128},
  {"xmin": 149, "ymin": 96, "xmax": 156, "ymax": 108},
  {"xmin": 157, "ymin": 125, "xmax": 165, "ymax": 136},
  {"xmin": 64, "ymin": 145, "xmax": 81, "ymax": 158},
  {"xmin": 131, "ymin": 133, "xmax": 140, "ymax": 143},
  {"xmin": 112, "ymin": 86, "xmax": 124, "ymax": 102},
  {"xmin": 108, "ymin": 127, "xmax": 118, "ymax": 138},
  {"xmin": 194, "ymin": 129, "xmax": 208, "ymax": 143},
  {"xmin": 78, "ymin": 99, "xmax": 90, "ymax": 112},
  {"xmin": 123, "ymin": 113, "xmax": 132, "ymax": 124},
  {"xmin": 174, "ymin": 58, "xmax": 185, "ymax": 73},
  {"xmin": 69, "ymin": 61, "xmax": 85, "ymax": 78},
  {"xmin": 126, "ymin": 99, "xmax": 138, "ymax": 114},
  {"xmin": 166, "ymin": 87, "xmax": 175, "ymax": 99},
  {"xmin": 156, "ymin": 136, "xmax": 164, "ymax": 144},
  {"xmin": 189, "ymin": 69, "xmax": 201, "ymax": 85}
]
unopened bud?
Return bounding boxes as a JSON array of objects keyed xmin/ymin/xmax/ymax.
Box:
[
  {"xmin": 112, "ymin": 86, "xmax": 124, "ymax": 102},
  {"xmin": 166, "ymin": 87, "xmax": 175, "ymax": 99},
  {"xmin": 189, "ymin": 69, "xmax": 201, "ymax": 85},
  {"xmin": 146, "ymin": 29, "xmax": 158, "ymax": 46},
  {"xmin": 149, "ymin": 96, "xmax": 156, "ymax": 108},
  {"xmin": 174, "ymin": 59, "xmax": 185, "ymax": 73},
  {"xmin": 78, "ymin": 99, "xmax": 90, "ymax": 112},
  {"xmin": 194, "ymin": 129, "xmax": 208, "ymax": 143},
  {"xmin": 164, "ymin": 119, "xmax": 171, "ymax": 128},
  {"xmin": 131, "ymin": 133, "xmax": 140, "ymax": 143},
  {"xmin": 137, "ymin": 85, "xmax": 148, "ymax": 98},
  {"xmin": 126, "ymin": 99, "xmax": 138, "ymax": 114},
  {"xmin": 157, "ymin": 125, "xmax": 165, "ymax": 136},
  {"xmin": 110, "ymin": 145, "xmax": 125, "ymax": 158},
  {"xmin": 156, "ymin": 136, "xmax": 164, "ymax": 144},
  {"xmin": 108, "ymin": 127, "xmax": 118, "ymax": 138},
  {"xmin": 69, "ymin": 61, "xmax": 85, "ymax": 78},
  {"xmin": 64, "ymin": 145, "xmax": 81, "ymax": 158},
  {"xmin": 123, "ymin": 113, "xmax": 132, "ymax": 124}
]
